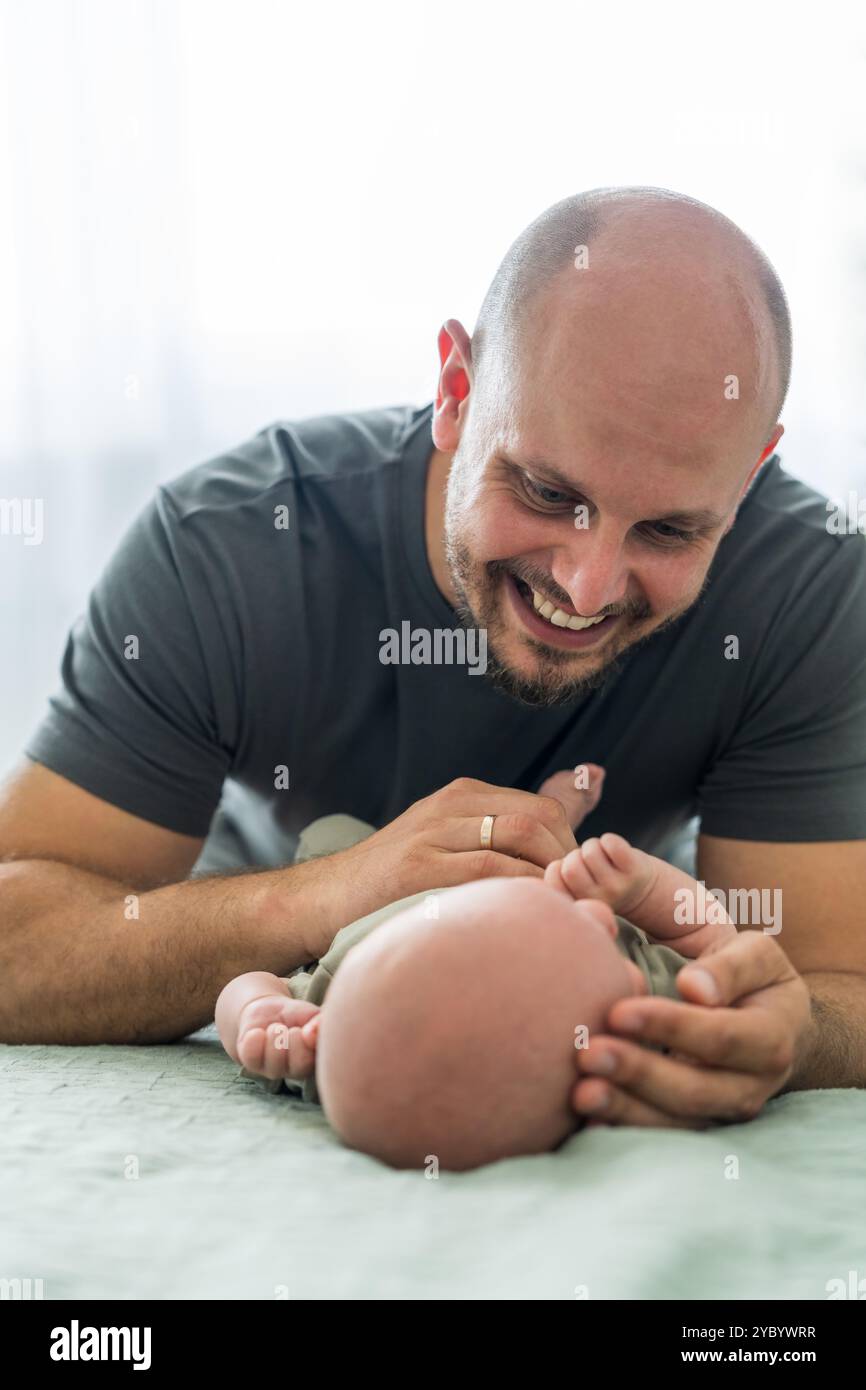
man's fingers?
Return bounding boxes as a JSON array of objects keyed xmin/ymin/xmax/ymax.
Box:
[
  {"xmin": 676, "ymin": 929, "xmax": 801, "ymax": 1007},
  {"xmin": 440, "ymin": 850, "xmax": 545, "ymax": 882},
  {"xmin": 572, "ymin": 1075, "xmax": 708, "ymax": 1129},
  {"xmin": 606, "ymin": 994, "xmax": 793, "ymax": 1075},
  {"xmin": 453, "ymin": 811, "xmax": 573, "ymax": 870},
  {"xmin": 575, "ymin": 1035, "xmax": 768, "ymax": 1122},
  {"xmin": 436, "ymin": 777, "xmax": 578, "ymax": 856},
  {"xmin": 568, "ymin": 926, "xmax": 811, "ymax": 1131}
]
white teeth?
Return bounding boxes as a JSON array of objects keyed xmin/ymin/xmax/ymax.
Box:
[{"xmin": 530, "ymin": 586, "xmax": 607, "ymax": 631}]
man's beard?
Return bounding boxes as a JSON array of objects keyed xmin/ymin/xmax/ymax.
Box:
[{"xmin": 443, "ymin": 534, "xmax": 705, "ymax": 709}]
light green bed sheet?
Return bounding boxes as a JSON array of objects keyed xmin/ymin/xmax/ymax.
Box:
[{"xmin": 2, "ymin": 1026, "xmax": 864, "ymax": 1301}]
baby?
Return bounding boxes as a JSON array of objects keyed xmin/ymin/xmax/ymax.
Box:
[{"xmin": 216, "ymin": 790, "xmax": 735, "ymax": 1171}]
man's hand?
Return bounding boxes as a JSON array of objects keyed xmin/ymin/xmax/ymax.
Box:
[
  {"xmin": 311, "ymin": 776, "xmax": 578, "ymax": 950},
  {"xmin": 572, "ymin": 929, "xmax": 812, "ymax": 1128}
]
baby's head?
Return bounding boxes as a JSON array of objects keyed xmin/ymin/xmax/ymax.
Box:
[{"xmin": 314, "ymin": 877, "xmax": 644, "ymax": 1171}]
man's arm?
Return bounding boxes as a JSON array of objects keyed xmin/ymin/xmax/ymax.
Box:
[
  {"xmin": 698, "ymin": 834, "xmax": 866, "ymax": 1091},
  {"xmin": 697, "ymin": 828, "xmax": 866, "ymax": 1089},
  {"xmin": 0, "ymin": 763, "xmax": 579, "ymax": 1046},
  {"xmin": 787, "ymin": 973, "xmax": 866, "ymax": 1090},
  {"xmin": 0, "ymin": 762, "xmax": 335, "ymax": 1045}
]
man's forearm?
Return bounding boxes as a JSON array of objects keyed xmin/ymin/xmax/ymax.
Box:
[
  {"xmin": 786, "ymin": 971, "xmax": 866, "ymax": 1091},
  {"xmin": 0, "ymin": 856, "xmax": 334, "ymax": 1045}
]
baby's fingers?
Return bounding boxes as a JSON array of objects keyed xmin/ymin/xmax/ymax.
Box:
[
  {"xmin": 301, "ymin": 1012, "xmax": 321, "ymax": 1046},
  {"xmin": 269, "ymin": 1022, "xmax": 316, "ymax": 1080},
  {"xmin": 559, "ymin": 846, "xmax": 601, "ymax": 899},
  {"xmin": 237, "ymin": 1025, "xmax": 268, "ymax": 1075}
]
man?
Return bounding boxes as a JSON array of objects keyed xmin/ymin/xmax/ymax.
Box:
[{"xmin": 1, "ymin": 186, "xmax": 864, "ymax": 1130}]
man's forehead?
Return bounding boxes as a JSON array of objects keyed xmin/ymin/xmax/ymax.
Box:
[
  {"xmin": 501, "ymin": 255, "xmax": 770, "ymax": 452},
  {"xmin": 500, "ymin": 365, "xmax": 743, "ymax": 456},
  {"xmin": 498, "ymin": 433, "xmax": 720, "ymax": 473}
]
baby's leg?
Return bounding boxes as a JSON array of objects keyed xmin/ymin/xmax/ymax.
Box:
[
  {"xmin": 215, "ymin": 971, "xmax": 320, "ymax": 1082},
  {"xmin": 549, "ymin": 835, "xmax": 734, "ymax": 954},
  {"xmin": 546, "ymin": 835, "xmax": 657, "ymax": 918}
]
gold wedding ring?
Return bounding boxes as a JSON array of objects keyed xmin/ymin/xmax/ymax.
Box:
[{"xmin": 480, "ymin": 814, "xmax": 496, "ymax": 851}]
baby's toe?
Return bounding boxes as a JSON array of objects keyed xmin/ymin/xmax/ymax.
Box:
[{"xmin": 599, "ymin": 832, "xmax": 634, "ymax": 869}]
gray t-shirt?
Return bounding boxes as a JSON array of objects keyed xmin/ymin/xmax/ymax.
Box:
[{"xmin": 24, "ymin": 401, "xmax": 866, "ymax": 872}]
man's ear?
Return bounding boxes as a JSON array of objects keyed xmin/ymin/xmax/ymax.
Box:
[
  {"xmin": 433, "ymin": 318, "xmax": 473, "ymax": 453},
  {"xmin": 745, "ymin": 423, "xmax": 785, "ymax": 490},
  {"xmin": 723, "ymin": 423, "xmax": 785, "ymax": 534}
]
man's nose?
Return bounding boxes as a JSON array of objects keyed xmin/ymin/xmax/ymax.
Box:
[{"xmin": 552, "ymin": 532, "xmax": 629, "ymax": 617}]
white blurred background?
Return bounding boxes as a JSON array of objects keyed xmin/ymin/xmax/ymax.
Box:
[{"xmin": 1, "ymin": 0, "xmax": 865, "ymax": 775}]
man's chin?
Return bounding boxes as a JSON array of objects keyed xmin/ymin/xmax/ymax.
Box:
[
  {"xmin": 478, "ymin": 631, "xmax": 625, "ymax": 711},
  {"xmin": 486, "ymin": 591, "xmax": 683, "ymax": 705},
  {"xmin": 480, "ymin": 640, "xmax": 625, "ymax": 707},
  {"xmin": 447, "ymin": 592, "xmax": 626, "ymax": 707},
  {"xmin": 446, "ymin": 562, "xmax": 681, "ymax": 707}
]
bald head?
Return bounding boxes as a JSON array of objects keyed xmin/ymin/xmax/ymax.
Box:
[
  {"xmin": 430, "ymin": 188, "xmax": 790, "ymax": 708},
  {"xmin": 472, "ymin": 186, "xmax": 791, "ymax": 437},
  {"xmin": 315, "ymin": 878, "xmax": 637, "ymax": 1171}
]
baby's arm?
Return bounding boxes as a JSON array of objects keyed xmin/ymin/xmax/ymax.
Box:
[
  {"xmin": 546, "ymin": 833, "xmax": 736, "ymax": 956},
  {"xmin": 215, "ymin": 971, "xmax": 321, "ymax": 1083}
]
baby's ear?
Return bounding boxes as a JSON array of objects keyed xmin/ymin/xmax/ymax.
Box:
[
  {"xmin": 623, "ymin": 960, "xmax": 650, "ymax": 997},
  {"xmin": 572, "ymin": 899, "xmax": 619, "ymax": 940}
]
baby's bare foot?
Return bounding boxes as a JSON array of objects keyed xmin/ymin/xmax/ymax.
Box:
[
  {"xmin": 537, "ymin": 764, "xmax": 605, "ymax": 831},
  {"xmin": 559, "ymin": 832, "xmax": 657, "ymax": 915},
  {"xmin": 236, "ymin": 994, "xmax": 320, "ymax": 1083}
]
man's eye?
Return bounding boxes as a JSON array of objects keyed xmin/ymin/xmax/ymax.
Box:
[
  {"xmin": 523, "ymin": 476, "xmax": 572, "ymax": 507},
  {"xmin": 645, "ymin": 521, "xmax": 696, "ymax": 545}
]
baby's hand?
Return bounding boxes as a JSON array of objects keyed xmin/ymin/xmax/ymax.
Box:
[
  {"xmin": 236, "ymin": 994, "xmax": 321, "ymax": 1083},
  {"xmin": 546, "ymin": 832, "xmax": 656, "ymax": 916}
]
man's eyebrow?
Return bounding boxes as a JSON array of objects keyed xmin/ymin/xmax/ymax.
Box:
[{"xmin": 499, "ymin": 454, "xmax": 726, "ymax": 529}]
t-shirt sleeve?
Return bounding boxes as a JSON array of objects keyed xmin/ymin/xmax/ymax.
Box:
[
  {"xmin": 24, "ymin": 488, "xmax": 239, "ymax": 836},
  {"xmin": 696, "ymin": 534, "xmax": 866, "ymax": 842}
]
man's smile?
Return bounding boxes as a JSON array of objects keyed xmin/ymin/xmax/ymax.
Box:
[{"xmin": 504, "ymin": 572, "xmax": 620, "ymax": 651}]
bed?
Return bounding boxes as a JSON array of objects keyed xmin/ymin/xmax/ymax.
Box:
[{"xmin": 2, "ymin": 1024, "xmax": 864, "ymax": 1300}]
